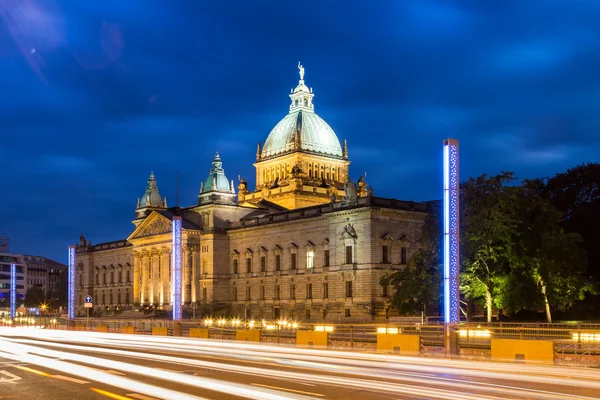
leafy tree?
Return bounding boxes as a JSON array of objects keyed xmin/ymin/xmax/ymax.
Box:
[
  {"xmin": 460, "ymin": 172, "xmax": 519, "ymax": 322},
  {"xmin": 23, "ymin": 286, "xmax": 45, "ymax": 308},
  {"xmin": 380, "ymin": 211, "xmax": 442, "ymax": 316},
  {"xmin": 510, "ymin": 183, "xmax": 592, "ymax": 322}
]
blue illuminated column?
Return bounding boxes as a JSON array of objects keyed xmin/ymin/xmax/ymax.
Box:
[
  {"xmin": 172, "ymin": 216, "xmax": 183, "ymax": 321},
  {"xmin": 443, "ymin": 139, "xmax": 460, "ymax": 324},
  {"xmin": 68, "ymin": 245, "xmax": 76, "ymax": 319},
  {"xmin": 9, "ymin": 263, "xmax": 16, "ymax": 319}
]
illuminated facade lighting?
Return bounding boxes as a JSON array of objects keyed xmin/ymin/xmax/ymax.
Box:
[
  {"xmin": 172, "ymin": 217, "xmax": 183, "ymax": 321},
  {"xmin": 68, "ymin": 245, "xmax": 76, "ymax": 319},
  {"xmin": 443, "ymin": 139, "xmax": 460, "ymax": 324},
  {"xmin": 10, "ymin": 263, "xmax": 16, "ymax": 319}
]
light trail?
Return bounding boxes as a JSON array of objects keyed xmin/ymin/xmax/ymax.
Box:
[{"xmin": 1, "ymin": 329, "xmax": 598, "ymax": 399}]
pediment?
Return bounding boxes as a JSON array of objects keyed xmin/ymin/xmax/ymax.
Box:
[
  {"xmin": 128, "ymin": 212, "xmax": 173, "ymax": 241},
  {"xmin": 398, "ymin": 235, "xmax": 412, "ymax": 243},
  {"xmin": 380, "ymin": 233, "xmax": 394, "ymax": 241}
]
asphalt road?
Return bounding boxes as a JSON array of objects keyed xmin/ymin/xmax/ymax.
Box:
[{"xmin": 0, "ymin": 328, "xmax": 599, "ymax": 399}]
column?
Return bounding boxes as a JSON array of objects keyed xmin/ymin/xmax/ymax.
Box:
[
  {"xmin": 141, "ymin": 253, "xmax": 148, "ymax": 305},
  {"xmin": 191, "ymin": 247, "xmax": 197, "ymax": 303},
  {"xmin": 184, "ymin": 247, "xmax": 192, "ymax": 304},
  {"xmin": 133, "ymin": 253, "xmax": 141, "ymax": 305}
]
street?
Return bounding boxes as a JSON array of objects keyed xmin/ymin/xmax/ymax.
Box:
[{"xmin": 0, "ymin": 327, "xmax": 599, "ymax": 399}]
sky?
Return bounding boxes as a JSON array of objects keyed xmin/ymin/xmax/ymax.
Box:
[{"xmin": 1, "ymin": 0, "xmax": 600, "ymax": 263}]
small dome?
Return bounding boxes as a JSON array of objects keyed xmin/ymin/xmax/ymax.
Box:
[
  {"xmin": 261, "ymin": 110, "xmax": 343, "ymax": 158},
  {"xmin": 201, "ymin": 152, "xmax": 232, "ymax": 193},
  {"xmin": 139, "ymin": 172, "xmax": 163, "ymax": 208}
]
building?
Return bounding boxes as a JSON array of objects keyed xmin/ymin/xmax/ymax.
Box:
[
  {"xmin": 75, "ymin": 64, "xmax": 433, "ymax": 321},
  {"xmin": 0, "ymin": 252, "xmax": 67, "ymax": 308}
]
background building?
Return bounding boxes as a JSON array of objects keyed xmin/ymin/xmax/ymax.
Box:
[{"xmin": 75, "ymin": 65, "xmax": 433, "ymax": 321}]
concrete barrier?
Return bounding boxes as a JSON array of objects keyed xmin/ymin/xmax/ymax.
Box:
[
  {"xmin": 152, "ymin": 327, "xmax": 168, "ymax": 336},
  {"xmin": 491, "ymin": 339, "xmax": 554, "ymax": 365},
  {"xmin": 95, "ymin": 325, "xmax": 108, "ymax": 333},
  {"xmin": 235, "ymin": 329, "xmax": 260, "ymax": 342},
  {"xmin": 190, "ymin": 328, "xmax": 209, "ymax": 339},
  {"xmin": 377, "ymin": 334, "xmax": 420, "ymax": 355},
  {"xmin": 121, "ymin": 326, "xmax": 135, "ymax": 334},
  {"xmin": 296, "ymin": 331, "xmax": 328, "ymax": 347}
]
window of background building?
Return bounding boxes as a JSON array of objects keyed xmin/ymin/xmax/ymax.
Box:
[
  {"xmin": 290, "ymin": 253, "xmax": 297, "ymax": 270},
  {"xmin": 382, "ymin": 245, "xmax": 389, "ymax": 263},
  {"xmin": 345, "ymin": 246, "xmax": 353, "ymax": 264},
  {"xmin": 260, "ymin": 256, "xmax": 266, "ymax": 272},
  {"xmin": 323, "ymin": 282, "xmax": 329, "ymax": 299},
  {"xmin": 323, "ymin": 250, "xmax": 330, "ymax": 267},
  {"xmin": 306, "ymin": 251, "xmax": 314, "ymax": 269},
  {"xmin": 346, "ymin": 281, "xmax": 353, "ymax": 298},
  {"xmin": 401, "ymin": 247, "xmax": 407, "ymax": 265}
]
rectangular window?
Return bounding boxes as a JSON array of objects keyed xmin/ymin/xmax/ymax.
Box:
[
  {"xmin": 127, "ymin": 270, "xmax": 130, "ymax": 283},
  {"xmin": 233, "ymin": 259, "xmax": 238, "ymax": 274},
  {"xmin": 260, "ymin": 286, "xmax": 265, "ymax": 300},
  {"xmin": 290, "ymin": 253, "xmax": 297, "ymax": 270},
  {"xmin": 306, "ymin": 251, "xmax": 314, "ymax": 269},
  {"xmin": 246, "ymin": 286, "xmax": 251, "ymax": 301},
  {"xmin": 401, "ymin": 247, "xmax": 407, "ymax": 265},
  {"xmin": 232, "ymin": 286, "xmax": 237, "ymax": 301},
  {"xmin": 291, "ymin": 284, "xmax": 296, "ymax": 299},
  {"xmin": 246, "ymin": 258, "xmax": 252, "ymax": 273},
  {"xmin": 346, "ymin": 281, "xmax": 353, "ymax": 298},
  {"xmin": 345, "ymin": 309, "xmax": 351, "ymax": 318},
  {"xmin": 324, "ymin": 250, "xmax": 330, "ymax": 267},
  {"xmin": 382, "ymin": 245, "xmax": 389, "ymax": 263},
  {"xmin": 260, "ymin": 256, "xmax": 266, "ymax": 272},
  {"xmin": 274, "ymin": 308, "xmax": 281, "ymax": 319},
  {"xmin": 203, "ymin": 287, "xmax": 207, "ymax": 300},
  {"xmin": 118, "ymin": 271, "xmax": 122, "ymax": 283},
  {"xmin": 103, "ymin": 273, "xmax": 107, "ymax": 285},
  {"xmin": 323, "ymin": 282, "xmax": 329, "ymax": 299},
  {"xmin": 95, "ymin": 273, "xmax": 99, "ymax": 285},
  {"xmin": 307, "ymin": 283, "xmax": 313, "ymax": 299},
  {"xmin": 345, "ymin": 246, "xmax": 353, "ymax": 264},
  {"xmin": 275, "ymin": 255, "xmax": 281, "ymax": 271},
  {"xmin": 275, "ymin": 285, "xmax": 280, "ymax": 300},
  {"xmin": 305, "ymin": 309, "xmax": 311, "ymax": 319}
]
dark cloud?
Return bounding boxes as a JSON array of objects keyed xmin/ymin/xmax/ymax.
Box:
[{"xmin": 1, "ymin": 0, "xmax": 599, "ymax": 262}]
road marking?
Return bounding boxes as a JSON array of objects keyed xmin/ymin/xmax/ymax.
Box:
[
  {"xmin": 13, "ymin": 365, "xmax": 50, "ymax": 377},
  {"xmin": 52, "ymin": 375, "xmax": 90, "ymax": 384},
  {"xmin": 250, "ymin": 383, "xmax": 326, "ymax": 397},
  {"xmin": 126, "ymin": 394, "xmax": 160, "ymax": 400},
  {"xmin": 0, "ymin": 370, "xmax": 21, "ymax": 384},
  {"xmin": 91, "ymin": 387, "xmax": 133, "ymax": 400}
]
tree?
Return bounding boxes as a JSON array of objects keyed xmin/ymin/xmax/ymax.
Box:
[
  {"xmin": 460, "ymin": 172, "xmax": 519, "ymax": 322},
  {"xmin": 23, "ymin": 287, "xmax": 45, "ymax": 308},
  {"xmin": 380, "ymin": 210, "xmax": 442, "ymax": 316},
  {"xmin": 510, "ymin": 182, "xmax": 592, "ymax": 322}
]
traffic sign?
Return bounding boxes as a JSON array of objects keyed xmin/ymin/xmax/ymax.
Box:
[{"xmin": 84, "ymin": 295, "xmax": 93, "ymax": 303}]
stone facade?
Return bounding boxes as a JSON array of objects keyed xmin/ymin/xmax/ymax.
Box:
[{"xmin": 74, "ymin": 64, "xmax": 433, "ymax": 321}]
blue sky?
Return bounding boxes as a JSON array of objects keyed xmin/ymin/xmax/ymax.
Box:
[{"xmin": 1, "ymin": 0, "xmax": 599, "ymax": 263}]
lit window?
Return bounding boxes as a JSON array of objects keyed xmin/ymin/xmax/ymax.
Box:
[{"xmin": 306, "ymin": 251, "xmax": 314, "ymax": 269}]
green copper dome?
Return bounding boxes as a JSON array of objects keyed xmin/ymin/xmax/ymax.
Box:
[
  {"xmin": 260, "ymin": 63, "xmax": 343, "ymax": 159},
  {"xmin": 138, "ymin": 172, "xmax": 164, "ymax": 208},
  {"xmin": 201, "ymin": 152, "xmax": 232, "ymax": 193}
]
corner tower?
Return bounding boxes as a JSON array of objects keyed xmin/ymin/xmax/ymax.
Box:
[
  {"xmin": 242, "ymin": 63, "xmax": 350, "ymax": 209},
  {"xmin": 198, "ymin": 152, "xmax": 236, "ymax": 205},
  {"xmin": 134, "ymin": 172, "xmax": 167, "ymax": 225}
]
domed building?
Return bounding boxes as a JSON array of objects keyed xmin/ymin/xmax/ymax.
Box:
[
  {"xmin": 240, "ymin": 63, "xmax": 350, "ymax": 209},
  {"xmin": 73, "ymin": 64, "xmax": 434, "ymax": 323}
]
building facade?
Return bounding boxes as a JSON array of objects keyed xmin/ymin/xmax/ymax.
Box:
[{"xmin": 75, "ymin": 65, "xmax": 433, "ymax": 321}]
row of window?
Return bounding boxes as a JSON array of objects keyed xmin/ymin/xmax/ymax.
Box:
[
  {"xmin": 231, "ymin": 281, "xmax": 379, "ymax": 301},
  {"xmin": 382, "ymin": 245, "xmax": 408, "ymax": 264},
  {"xmin": 92, "ymin": 270, "xmax": 131, "ymax": 286}
]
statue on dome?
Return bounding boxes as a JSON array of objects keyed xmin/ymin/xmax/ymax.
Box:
[{"xmin": 298, "ymin": 61, "xmax": 305, "ymax": 81}]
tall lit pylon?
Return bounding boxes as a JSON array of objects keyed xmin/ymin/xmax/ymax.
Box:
[
  {"xmin": 443, "ymin": 139, "xmax": 460, "ymax": 324},
  {"xmin": 10, "ymin": 263, "xmax": 16, "ymax": 319},
  {"xmin": 68, "ymin": 245, "xmax": 76, "ymax": 319},
  {"xmin": 172, "ymin": 216, "xmax": 183, "ymax": 321}
]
